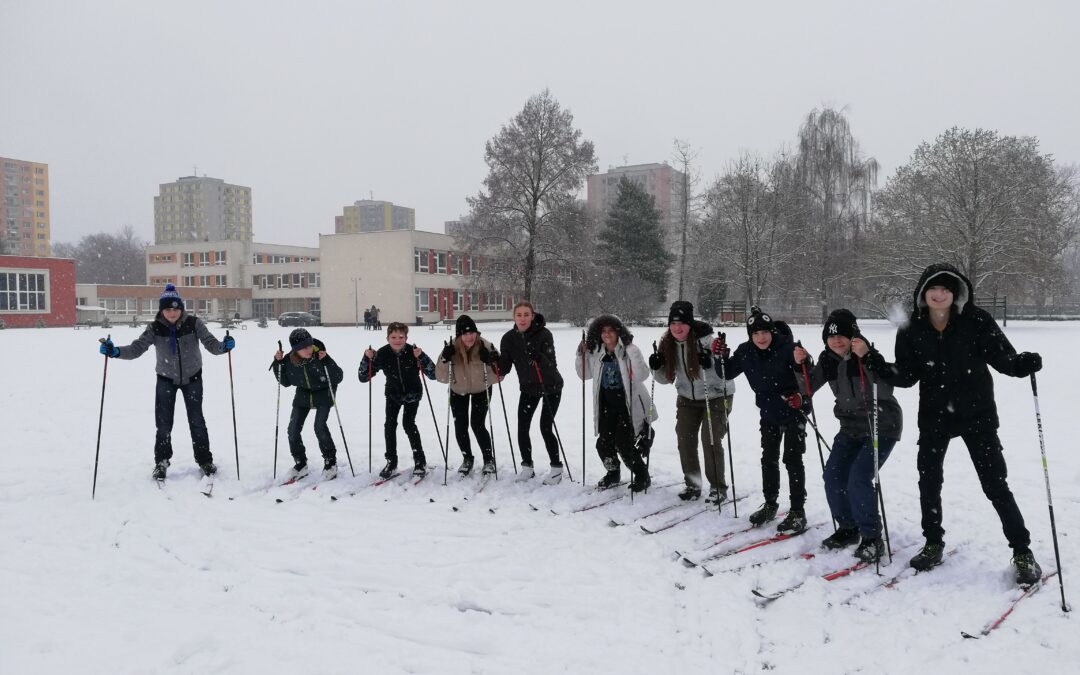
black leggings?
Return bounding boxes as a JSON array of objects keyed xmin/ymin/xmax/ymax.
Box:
[
  {"xmin": 518, "ymin": 390, "xmax": 562, "ymax": 467},
  {"xmin": 287, "ymin": 404, "xmax": 336, "ymax": 463},
  {"xmin": 760, "ymin": 421, "xmax": 807, "ymax": 509},
  {"xmin": 450, "ymin": 389, "xmax": 492, "ymax": 458}
]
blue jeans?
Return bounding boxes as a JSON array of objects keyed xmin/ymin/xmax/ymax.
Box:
[{"xmin": 823, "ymin": 431, "xmax": 896, "ymax": 539}]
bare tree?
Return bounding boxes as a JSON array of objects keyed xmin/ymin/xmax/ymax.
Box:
[
  {"xmin": 55, "ymin": 225, "xmax": 147, "ymax": 284},
  {"xmin": 873, "ymin": 128, "xmax": 1077, "ymax": 302},
  {"xmin": 460, "ymin": 90, "xmax": 597, "ymax": 301},
  {"xmin": 671, "ymin": 139, "xmax": 704, "ymax": 301}
]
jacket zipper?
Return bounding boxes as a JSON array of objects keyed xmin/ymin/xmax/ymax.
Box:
[{"xmin": 302, "ymin": 362, "xmax": 314, "ymax": 407}]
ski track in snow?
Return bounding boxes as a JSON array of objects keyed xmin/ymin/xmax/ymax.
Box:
[{"xmin": 2, "ymin": 320, "xmax": 1077, "ymax": 673}]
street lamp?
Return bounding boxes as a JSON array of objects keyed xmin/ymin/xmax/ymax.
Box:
[{"xmin": 352, "ymin": 276, "xmax": 361, "ymax": 327}]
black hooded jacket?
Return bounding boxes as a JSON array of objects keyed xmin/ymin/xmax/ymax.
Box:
[
  {"xmin": 498, "ymin": 313, "xmax": 563, "ymax": 396},
  {"xmin": 883, "ymin": 263, "xmax": 1028, "ymax": 439}
]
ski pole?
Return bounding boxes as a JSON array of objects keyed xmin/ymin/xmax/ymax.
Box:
[
  {"xmin": 493, "ymin": 363, "xmax": 518, "ymax": 473},
  {"xmin": 321, "ymin": 352, "xmax": 355, "ymax": 477},
  {"xmin": 716, "ymin": 333, "xmax": 737, "ymax": 517},
  {"xmin": 647, "ymin": 341, "xmax": 657, "ymax": 493},
  {"xmin": 533, "ymin": 361, "xmax": 573, "ymax": 482},
  {"xmin": 445, "ymin": 346, "xmax": 452, "ymax": 487},
  {"xmin": 273, "ymin": 340, "xmax": 282, "ymax": 479},
  {"xmin": 367, "ymin": 345, "xmax": 373, "ymax": 473},
  {"xmin": 582, "ymin": 329, "xmax": 586, "ymax": 486},
  {"xmin": 484, "ymin": 353, "xmax": 498, "ymax": 479},
  {"xmin": 226, "ymin": 330, "xmax": 240, "ymax": 480},
  {"xmin": 92, "ymin": 334, "xmax": 111, "ymax": 499},
  {"xmin": 702, "ymin": 356, "xmax": 721, "ymax": 518},
  {"xmin": 418, "ymin": 349, "xmax": 447, "ymax": 484},
  {"xmin": 1030, "ymin": 373, "xmax": 1069, "ymax": 613},
  {"xmin": 856, "ymin": 354, "xmax": 892, "ymax": 567},
  {"xmin": 627, "ymin": 350, "xmax": 636, "ymax": 503},
  {"xmin": 797, "ymin": 341, "xmax": 828, "ymax": 477}
]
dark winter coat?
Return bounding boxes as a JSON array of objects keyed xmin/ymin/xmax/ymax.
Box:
[
  {"xmin": 717, "ymin": 332, "xmax": 804, "ymax": 427},
  {"xmin": 808, "ymin": 349, "xmax": 902, "ymax": 441},
  {"xmin": 274, "ymin": 340, "xmax": 345, "ymax": 409},
  {"xmin": 497, "ymin": 313, "xmax": 563, "ymax": 396},
  {"xmin": 358, "ymin": 343, "xmax": 437, "ymax": 404},
  {"xmin": 116, "ymin": 311, "xmax": 227, "ymax": 385},
  {"xmin": 883, "ymin": 263, "xmax": 1029, "ymax": 440}
]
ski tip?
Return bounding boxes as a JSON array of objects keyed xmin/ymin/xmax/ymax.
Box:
[
  {"xmin": 451, "ymin": 506, "xmax": 460, "ymax": 512},
  {"xmin": 274, "ymin": 498, "xmax": 284, "ymax": 503},
  {"xmin": 488, "ymin": 508, "xmax": 496, "ymax": 514},
  {"xmin": 960, "ymin": 632, "xmax": 980, "ymax": 640},
  {"xmin": 330, "ymin": 495, "xmax": 338, "ymax": 501}
]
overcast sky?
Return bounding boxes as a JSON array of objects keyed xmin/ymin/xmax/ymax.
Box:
[{"xmin": 2, "ymin": 0, "xmax": 1078, "ymax": 247}]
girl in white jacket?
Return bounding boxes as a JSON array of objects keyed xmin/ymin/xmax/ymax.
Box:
[{"xmin": 575, "ymin": 315, "xmax": 657, "ymax": 492}]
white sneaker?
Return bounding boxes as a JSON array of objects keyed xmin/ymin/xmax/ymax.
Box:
[
  {"xmin": 515, "ymin": 465, "xmax": 536, "ymax": 482},
  {"xmin": 542, "ymin": 467, "xmax": 563, "ymax": 486}
]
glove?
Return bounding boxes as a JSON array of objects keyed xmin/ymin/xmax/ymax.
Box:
[
  {"xmin": 698, "ymin": 347, "xmax": 712, "ymax": 369},
  {"xmin": 862, "ymin": 348, "xmax": 887, "ymax": 374},
  {"xmin": 483, "ymin": 347, "xmax": 499, "ymax": 366},
  {"xmin": 783, "ymin": 392, "xmax": 804, "ymax": 410},
  {"xmin": 711, "ymin": 336, "xmax": 728, "ymax": 356},
  {"xmin": 222, "ymin": 335, "xmax": 235, "ymax": 352},
  {"xmin": 440, "ymin": 343, "xmax": 455, "ymax": 363},
  {"xmin": 1014, "ymin": 352, "xmax": 1042, "ymax": 377},
  {"xmin": 648, "ymin": 352, "xmax": 663, "ymax": 371},
  {"xmin": 636, "ymin": 428, "xmax": 655, "ymax": 458},
  {"xmin": 99, "ymin": 340, "xmax": 120, "ymax": 358}
]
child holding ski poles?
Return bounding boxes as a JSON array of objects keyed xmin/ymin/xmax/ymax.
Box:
[
  {"xmin": 97, "ymin": 283, "xmax": 234, "ymax": 481},
  {"xmin": 497, "ymin": 301, "xmax": 566, "ymax": 485},
  {"xmin": 712, "ymin": 306, "xmax": 808, "ymax": 534},
  {"xmin": 435, "ymin": 315, "xmax": 500, "ymax": 476},
  {"xmin": 649, "ymin": 301, "xmax": 736, "ymax": 502},
  {"xmin": 359, "ymin": 321, "xmax": 437, "ymax": 479},
  {"xmin": 271, "ymin": 328, "xmax": 344, "ymax": 482},
  {"xmin": 880, "ymin": 263, "xmax": 1043, "ymax": 585},
  {"xmin": 793, "ymin": 309, "xmax": 902, "ymax": 562},
  {"xmin": 575, "ymin": 314, "xmax": 657, "ymax": 492}
]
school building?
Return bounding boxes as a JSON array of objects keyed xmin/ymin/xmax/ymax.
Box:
[{"xmin": 0, "ymin": 254, "xmax": 76, "ymax": 327}]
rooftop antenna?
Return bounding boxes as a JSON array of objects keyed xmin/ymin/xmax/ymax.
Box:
[
  {"xmin": 193, "ymin": 164, "xmax": 198, "ymax": 176},
  {"xmin": 370, "ymin": 190, "xmax": 373, "ymax": 200}
]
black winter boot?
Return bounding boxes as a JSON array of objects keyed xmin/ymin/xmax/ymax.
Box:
[
  {"xmin": 1012, "ymin": 551, "xmax": 1043, "ymax": 587},
  {"xmin": 821, "ymin": 527, "xmax": 860, "ymax": 550},
  {"xmin": 776, "ymin": 509, "xmax": 808, "ymax": 535},
  {"xmin": 458, "ymin": 455, "xmax": 475, "ymax": 476},
  {"xmin": 630, "ymin": 471, "xmax": 651, "ymax": 493},
  {"xmin": 378, "ymin": 457, "xmax": 398, "ymax": 480},
  {"xmin": 854, "ymin": 537, "xmax": 885, "ymax": 563},
  {"xmin": 597, "ymin": 458, "xmax": 621, "ymax": 490},
  {"xmin": 152, "ymin": 460, "xmax": 170, "ymax": 481},
  {"xmin": 678, "ymin": 485, "xmax": 702, "ymax": 501},
  {"xmin": 749, "ymin": 501, "xmax": 779, "ymax": 526},
  {"xmin": 909, "ymin": 542, "xmax": 945, "ymax": 571},
  {"xmin": 412, "ymin": 451, "xmax": 428, "ymax": 477}
]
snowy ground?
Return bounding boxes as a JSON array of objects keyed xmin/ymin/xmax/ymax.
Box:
[{"xmin": 2, "ymin": 318, "xmax": 1077, "ymax": 674}]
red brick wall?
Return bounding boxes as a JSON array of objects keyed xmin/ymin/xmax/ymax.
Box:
[{"xmin": 0, "ymin": 255, "xmax": 76, "ymax": 327}]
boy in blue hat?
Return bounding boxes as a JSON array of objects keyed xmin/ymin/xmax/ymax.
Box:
[{"xmin": 98, "ymin": 284, "xmax": 235, "ymax": 481}]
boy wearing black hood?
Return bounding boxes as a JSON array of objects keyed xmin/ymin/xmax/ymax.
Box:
[
  {"xmin": 881, "ymin": 263, "xmax": 1043, "ymax": 585},
  {"xmin": 713, "ymin": 307, "xmax": 808, "ymax": 534}
]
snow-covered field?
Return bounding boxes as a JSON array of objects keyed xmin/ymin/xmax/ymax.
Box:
[{"xmin": 2, "ymin": 318, "xmax": 1076, "ymax": 674}]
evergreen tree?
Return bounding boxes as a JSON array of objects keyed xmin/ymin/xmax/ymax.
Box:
[{"xmin": 596, "ymin": 177, "xmax": 672, "ymax": 317}]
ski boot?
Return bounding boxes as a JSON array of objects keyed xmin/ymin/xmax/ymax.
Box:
[
  {"xmin": 542, "ymin": 464, "xmax": 564, "ymax": 486},
  {"xmin": 200, "ymin": 462, "xmax": 217, "ymax": 477},
  {"xmin": 821, "ymin": 526, "xmax": 860, "ymax": 550},
  {"xmin": 284, "ymin": 460, "xmax": 309, "ymax": 483},
  {"xmin": 597, "ymin": 458, "xmax": 621, "ymax": 490},
  {"xmin": 678, "ymin": 485, "xmax": 702, "ymax": 501},
  {"xmin": 1012, "ymin": 550, "xmax": 1043, "ymax": 587},
  {"xmin": 705, "ymin": 487, "xmax": 727, "ymax": 506},
  {"xmin": 378, "ymin": 457, "xmax": 398, "ymax": 480},
  {"xmin": 854, "ymin": 537, "xmax": 885, "ymax": 563},
  {"xmin": 152, "ymin": 459, "xmax": 170, "ymax": 481},
  {"xmin": 909, "ymin": 542, "xmax": 945, "ymax": 571},
  {"xmin": 482, "ymin": 460, "xmax": 496, "ymax": 475},
  {"xmin": 749, "ymin": 501, "xmax": 779, "ymax": 526},
  {"xmin": 629, "ymin": 471, "xmax": 651, "ymax": 493},
  {"xmin": 322, "ymin": 459, "xmax": 338, "ymax": 481},
  {"xmin": 412, "ymin": 451, "xmax": 428, "ymax": 477},
  {"xmin": 515, "ymin": 463, "xmax": 536, "ymax": 482},
  {"xmin": 776, "ymin": 509, "xmax": 807, "ymax": 535},
  {"xmin": 458, "ymin": 455, "xmax": 475, "ymax": 476}
]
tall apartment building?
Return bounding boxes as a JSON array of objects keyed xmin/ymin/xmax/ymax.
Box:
[
  {"xmin": 335, "ymin": 199, "xmax": 415, "ymax": 233},
  {"xmin": 153, "ymin": 175, "xmax": 253, "ymax": 244},
  {"xmin": 1, "ymin": 156, "xmax": 50, "ymax": 257},
  {"xmin": 587, "ymin": 162, "xmax": 687, "ymax": 301}
]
